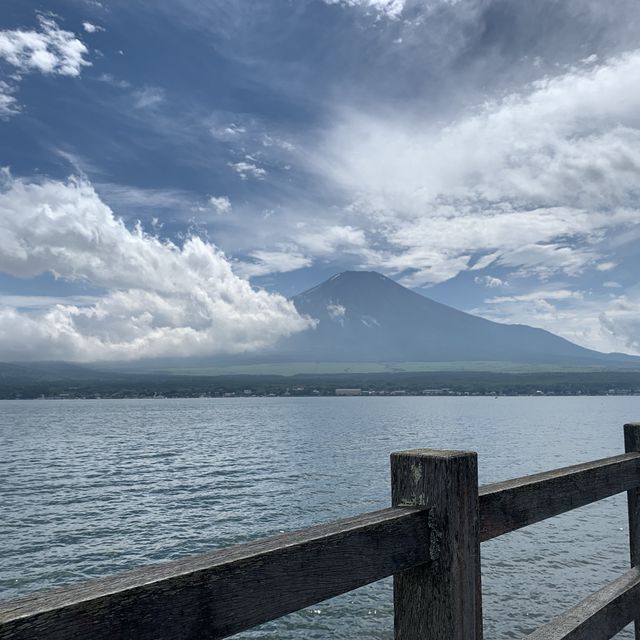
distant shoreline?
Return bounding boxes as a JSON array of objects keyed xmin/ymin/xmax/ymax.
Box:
[
  {"xmin": 2, "ymin": 361, "xmax": 640, "ymax": 400},
  {"xmin": 3, "ymin": 391, "xmax": 640, "ymax": 400}
]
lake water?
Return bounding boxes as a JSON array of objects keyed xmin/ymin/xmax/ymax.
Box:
[{"xmin": 1, "ymin": 396, "xmax": 640, "ymax": 638}]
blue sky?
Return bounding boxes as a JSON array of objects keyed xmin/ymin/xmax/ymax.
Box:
[{"xmin": 1, "ymin": 0, "xmax": 640, "ymax": 361}]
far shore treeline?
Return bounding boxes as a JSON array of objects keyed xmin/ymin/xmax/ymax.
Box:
[{"xmin": 1, "ymin": 362, "xmax": 640, "ymax": 399}]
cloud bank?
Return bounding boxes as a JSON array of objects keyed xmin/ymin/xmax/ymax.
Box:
[
  {"xmin": 324, "ymin": 0, "xmax": 407, "ymax": 18},
  {"xmin": 309, "ymin": 50, "xmax": 640, "ymax": 286},
  {"xmin": 3, "ymin": 2, "xmax": 640, "ymax": 358},
  {"xmin": 474, "ymin": 287, "xmax": 640, "ymax": 356},
  {"xmin": 0, "ymin": 171, "xmax": 312, "ymax": 362}
]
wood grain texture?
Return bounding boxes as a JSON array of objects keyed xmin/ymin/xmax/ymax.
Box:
[
  {"xmin": 479, "ymin": 452, "xmax": 640, "ymax": 541},
  {"xmin": 4, "ymin": 435, "xmax": 639, "ymax": 640},
  {"xmin": 0, "ymin": 507, "xmax": 430, "ymax": 640},
  {"xmin": 525, "ymin": 567, "xmax": 640, "ymax": 640},
  {"xmin": 625, "ymin": 423, "xmax": 640, "ymax": 640},
  {"xmin": 391, "ymin": 449, "xmax": 482, "ymax": 640}
]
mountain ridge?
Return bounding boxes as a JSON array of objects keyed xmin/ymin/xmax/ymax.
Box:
[
  {"xmin": 3, "ymin": 271, "xmax": 638, "ymax": 372},
  {"xmin": 266, "ymin": 270, "xmax": 638, "ymax": 365}
]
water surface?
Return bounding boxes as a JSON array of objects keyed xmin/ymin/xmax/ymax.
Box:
[{"xmin": 1, "ymin": 396, "xmax": 639, "ymax": 638}]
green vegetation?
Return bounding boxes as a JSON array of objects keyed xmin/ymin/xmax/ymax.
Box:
[
  {"xmin": 1, "ymin": 362, "xmax": 639, "ymax": 399},
  {"xmin": 113, "ymin": 360, "xmax": 640, "ymax": 377}
]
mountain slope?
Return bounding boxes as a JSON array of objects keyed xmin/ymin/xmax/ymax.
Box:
[{"xmin": 266, "ymin": 271, "xmax": 636, "ymax": 365}]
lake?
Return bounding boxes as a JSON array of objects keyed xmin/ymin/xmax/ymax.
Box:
[{"xmin": 1, "ymin": 396, "xmax": 640, "ymax": 638}]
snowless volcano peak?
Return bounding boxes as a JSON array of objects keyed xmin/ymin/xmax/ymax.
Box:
[{"xmin": 272, "ymin": 271, "xmax": 639, "ymax": 365}]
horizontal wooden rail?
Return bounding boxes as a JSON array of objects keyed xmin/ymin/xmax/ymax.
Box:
[
  {"xmin": 525, "ymin": 567, "xmax": 640, "ymax": 640},
  {"xmin": 0, "ymin": 507, "xmax": 429, "ymax": 640},
  {"xmin": 479, "ymin": 452, "xmax": 640, "ymax": 541},
  {"xmin": 2, "ymin": 432, "xmax": 640, "ymax": 640}
]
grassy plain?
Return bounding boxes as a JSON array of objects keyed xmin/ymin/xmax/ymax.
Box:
[{"xmin": 150, "ymin": 361, "xmax": 639, "ymax": 377}]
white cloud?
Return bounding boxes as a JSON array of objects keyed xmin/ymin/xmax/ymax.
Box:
[
  {"xmin": 485, "ymin": 289, "xmax": 583, "ymax": 305},
  {"xmin": 475, "ymin": 287, "xmax": 640, "ymax": 355},
  {"xmin": 0, "ymin": 15, "xmax": 90, "ymax": 76},
  {"xmin": 323, "ymin": 0, "xmax": 406, "ymax": 18},
  {"xmin": 95, "ymin": 183, "xmax": 192, "ymax": 212},
  {"xmin": 322, "ymin": 0, "xmax": 465, "ymax": 19},
  {"xmin": 132, "ymin": 86, "xmax": 165, "ymax": 109},
  {"xmin": 327, "ymin": 303, "xmax": 346, "ymax": 319},
  {"xmin": 0, "ymin": 81, "xmax": 19, "ymax": 119},
  {"xmin": 97, "ymin": 73, "xmax": 129, "ymax": 89},
  {"xmin": 496, "ymin": 241, "xmax": 598, "ymax": 278},
  {"xmin": 0, "ymin": 171, "xmax": 312, "ymax": 362},
  {"xmin": 296, "ymin": 224, "xmax": 367, "ymax": 255},
  {"xmin": 209, "ymin": 195, "xmax": 231, "ymax": 215},
  {"xmin": 0, "ymin": 15, "xmax": 90, "ymax": 119},
  {"xmin": 208, "ymin": 114, "xmax": 294, "ymax": 174},
  {"xmin": 82, "ymin": 22, "xmax": 104, "ymax": 34},
  {"xmin": 599, "ymin": 296, "xmax": 640, "ymax": 354},
  {"xmin": 311, "ymin": 50, "xmax": 640, "ymax": 285},
  {"xmin": 210, "ymin": 122, "xmax": 247, "ymax": 141},
  {"xmin": 0, "ymin": 294, "xmax": 99, "ymax": 309},
  {"xmin": 229, "ymin": 161, "xmax": 267, "ymax": 180},
  {"xmin": 470, "ymin": 252, "xmax": 500, "ymax": 271},
  {"xmin": 236, "ymin": 250, "xmax": 312, "ymax": 278},
  {"xmin": 261, "ymin": 134, "xmax": 295, "ymax": 152},
  {"xmin": 474, "ymin": 275, "xmax": 507, "ymax": 288}
]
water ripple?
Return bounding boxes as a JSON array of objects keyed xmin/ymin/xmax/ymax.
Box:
[{"xmin": 1, "ymin": 396, "xmax": 639, "ymax": 638}]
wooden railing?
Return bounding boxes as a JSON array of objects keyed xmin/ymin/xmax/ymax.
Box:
[{"xmin": 1, "ymin": 422, "xmax": 640, "ymax": 640}]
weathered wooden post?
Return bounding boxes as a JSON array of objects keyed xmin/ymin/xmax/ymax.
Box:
[
  {"xmin": 390, "ymin": 448, "xmax": 482, "ymax": 640},
  {"xmin": 625, "ymin": 422, "xmax": 640, "ymax": 640}
]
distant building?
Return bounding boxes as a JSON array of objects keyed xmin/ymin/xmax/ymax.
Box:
[{"xmin": 335, "ymin": 388, "xmax": 362, "ymax": 396}]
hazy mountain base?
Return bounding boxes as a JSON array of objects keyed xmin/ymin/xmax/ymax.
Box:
[{"xmin": 140, "ymin": 361, "xmax": 640, "ymax": 376}]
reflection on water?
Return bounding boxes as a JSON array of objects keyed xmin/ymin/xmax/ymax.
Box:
[{"xmin": 1, "ymin": 396, "xmax": 639, "ymax": 638}]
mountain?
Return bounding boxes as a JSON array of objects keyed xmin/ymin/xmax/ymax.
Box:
[
  {"xmin": 8, "ymin": 271, "xmax": 636, "ymax": 376},
  {"xmin": 263, "ymin": 271, "xmax": 637, "ymax": 365}
]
